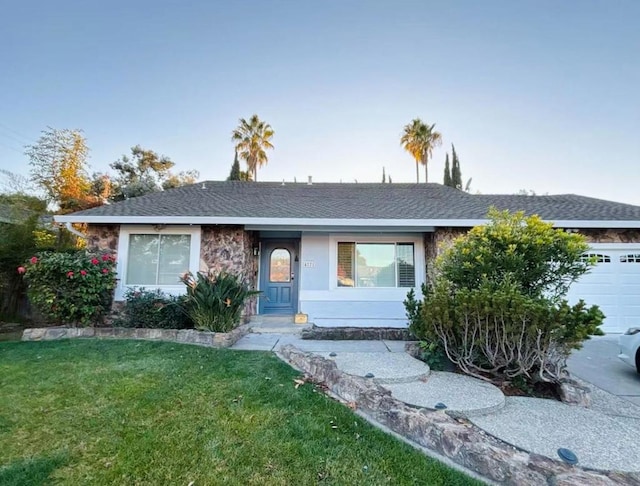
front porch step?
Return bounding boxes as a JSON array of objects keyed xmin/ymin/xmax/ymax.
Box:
[{"xmin": 249, "ymin": 315, "xmax": 311, "ymax": 335}]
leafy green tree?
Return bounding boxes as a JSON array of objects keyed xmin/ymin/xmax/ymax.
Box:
[
  {"xmin": 88, "ymin": 172, "xmax": 112, "ymax": 204},
  {"xmin": 231, "ymin": 115, "xmax": 275, "ymax": 181},
  {"xmin": 0, "ymin": 169, "xmax": 35, "ymax": 195},
  {"xmin": 110, "ymin": 145, "xmax": 173, "ymax": 200},
  {"xmin": 0, "ymin": 193, "xmax": 47, "ymax": 214},
  {"xmin": 400, "ymin": 118, "xmax": 442, "ymax": 183},
  {"xmin": 227, "ymin": 150, "xmax": 242, "ymax": 181},
  {"xmin": 451, "ymin": 144, "xmax": 462, "ymax": 189},
  {"xmin": 109, "ymin": 146, "xmax": 198, "ymax": 199},
  {"xmin": 0, "ymin": 188, "xmax": 59, "ymax": 319},
  {"xmin": 162, "ymin": 170, "xmax": 199, "ymax": 190},
  {"xmin": 443, "ymin": 153, "xmax": 452, "ymax": 187},
  {"xmin": 0, "ymin": 215, "xmax": 39, "ymax": 318}
]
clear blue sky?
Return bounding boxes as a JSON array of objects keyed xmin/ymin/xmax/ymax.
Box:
[{"xmin": 1, "ymin": 1, "xmax": 639, "ymax": 204}]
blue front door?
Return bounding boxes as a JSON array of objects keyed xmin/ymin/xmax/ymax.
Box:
[{"xmin": 259, "ymin": 240, "xmax": 299, "ymax": 314}]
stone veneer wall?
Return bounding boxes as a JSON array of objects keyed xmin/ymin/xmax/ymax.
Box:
[
  {"xmin": 425, "ymin": 228, "xmax": 640, "ymax": 269},
  {"xmin": 86, "ymin": 225, "xmax": 120, "ymax": 257},
  {"xmin": 85, "ymin": 225, "xmax": 121, "ymax": 317},
  {"xmin": 579, "ymin": 228, "xmax": 640, "ymax": 244},
  {"xmin": 199, "ymin": 226, "xmax": 259, "ymax": 318},
  {"xmin": 424, "ymin": 228, "xmax": 470, "ymax": 282}
]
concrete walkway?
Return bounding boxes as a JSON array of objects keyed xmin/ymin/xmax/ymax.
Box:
[{"xmin": 231, "ymin": 332, "xmax": 640, "ymax": 473}]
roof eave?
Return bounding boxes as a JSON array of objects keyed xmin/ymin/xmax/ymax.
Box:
[{"xmin": 53, "ymin": 215, "xmax": 640, "ymax": 229}]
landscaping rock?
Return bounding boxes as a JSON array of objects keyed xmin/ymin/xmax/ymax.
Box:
[
  {"xmin": 95, "ymin": 328, "xmax": 115, "ymax": 338},
  {"xmin": 605, "ymin": 472, "xmax": 640, "ymax": 486},
  {"xmin": 42, "ymin": 327, "xmax": 69, "ymax": 340},
  {"xmin": 404, "ymin": 341, "xmax": 422, "ymax": 359},
  {"xmin": 177, "ymin": 329, "xmax": 214, "ymax": 346},
  {"xmin": 67, "ymin": 328, "xmax": 96, "ymax": 338},
  {"xmin": 551, "ymin": 471, "xmax": 619, "ymax": 486},
  {"xmin": 22, "ymin": 328, "xmax": 45, "ymax": 341},
  {"xmin": 559, "ymin": 379, "xmax": 592, "ymax": 407}
]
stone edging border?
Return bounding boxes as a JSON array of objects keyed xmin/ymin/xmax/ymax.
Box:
[
  {"xmin": 21, "ymin": 325, "xmax": 250, "ymax": 349},
  {"xmin": 278, "ymin": 344, "xmax": 639, "ymax": 486}
]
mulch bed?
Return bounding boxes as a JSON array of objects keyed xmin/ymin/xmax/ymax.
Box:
[{"xmin": 500, "ymin": 381, "xmax": 561, "ymax": 401}]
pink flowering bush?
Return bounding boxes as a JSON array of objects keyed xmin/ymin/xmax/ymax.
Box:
[{"xmin": 21, "ymin": 251, "xmax": 117, "ymax": 327}]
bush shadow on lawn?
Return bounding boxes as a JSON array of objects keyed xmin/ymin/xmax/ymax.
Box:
[{"xmin": 0, "ymin": 453, "xmax": 68, "ymax": 486}]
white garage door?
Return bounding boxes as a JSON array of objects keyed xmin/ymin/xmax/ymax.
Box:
[{"xmin": 566, "ymin": 247, "xmax": 640, "ymax": 333}]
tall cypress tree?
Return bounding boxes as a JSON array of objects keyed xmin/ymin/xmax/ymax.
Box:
[
  {"xmin": 443, "ymin": 153, "xmax": 452, "ymax": 187},
  {"xmin": 227, "ymin": 150, "xmax": 241, "ymax": 181},
  {"xmin": 451, "ymin": 144, "xmax": 462, "ymax": 189}
]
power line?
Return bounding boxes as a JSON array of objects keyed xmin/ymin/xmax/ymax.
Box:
[
  {"xmin": 0, "ymin": 140, "xmax": 24, "ymax": 154},
  {"xmin": 0, "ymin": 129, "xmax": 28, "ymax": 147},
  {"xmin": 0, "ymin": 122, "xmax": 33, "ymax": 144}
]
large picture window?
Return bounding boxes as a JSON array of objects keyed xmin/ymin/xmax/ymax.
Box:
[
  {"xmin": 126, "ymin": 234, "xmax": 191, "ymax": 285},
  {"xmin": 337, "ymin": 242, "xmax": 415, "ymax": 288}
]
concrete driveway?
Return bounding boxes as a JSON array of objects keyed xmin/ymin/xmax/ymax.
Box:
[{"xmin": 567, "ymin": 334, "xmax": 640, "ymax": 407}]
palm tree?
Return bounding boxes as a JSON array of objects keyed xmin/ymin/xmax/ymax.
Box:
[
  {"xmin": 400, "ymin": 118, "xmax": 442, "ymax": 183},
  {"xmin": 231, "ymin": 115, "xmax": 274, "ymax": 182}
]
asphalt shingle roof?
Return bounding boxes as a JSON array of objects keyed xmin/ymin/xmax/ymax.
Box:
[{"xmin": 62, "ymin": 181, "xmax": 640, "ymax": 222}]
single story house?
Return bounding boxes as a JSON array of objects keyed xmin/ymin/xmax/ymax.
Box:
[{"xmin": 55, "ymin": 181, "xmax": 640, "ymax": 333}]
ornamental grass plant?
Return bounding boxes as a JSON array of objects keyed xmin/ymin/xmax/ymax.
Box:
[{"xmin": 179, "ymin": 271, "xmax": 259, "ymax": 332}]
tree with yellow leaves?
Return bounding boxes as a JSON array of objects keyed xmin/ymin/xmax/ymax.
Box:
[{"xmin": 25, "ymin": 127, "xmax": 94, "ymax": 214}]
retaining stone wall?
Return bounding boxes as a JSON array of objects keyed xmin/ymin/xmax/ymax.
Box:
[
  {"xmin": 22, "ymin": 325, "xmax": 249, "ymax": 348},
  {"xmin": 302, "ymin": 325, "xmax": 413, "ymax": 341},
  {"xmin": 279, "ymin": 345, "xmax": 640, "ymax": 486}
]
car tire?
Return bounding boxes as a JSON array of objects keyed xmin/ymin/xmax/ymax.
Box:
[{"xmin": 636, "ymin": 349, "xmax": 640, "ymax": 375}]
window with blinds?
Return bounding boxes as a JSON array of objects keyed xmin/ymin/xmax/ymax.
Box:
[
  {"xmin": 337, "ymin": 242, "xmax": 355, "ymax": 287},
  {"xmin": 127, "ymin": 234, "xmax": 191, "ymax": 285},
  {"xmin": 397, "ymin": 243, "xmax": 415, "ymax": 287},
  {"xmin": 337, "ymin": 242, "xmax": 415, "ymax": 288}
]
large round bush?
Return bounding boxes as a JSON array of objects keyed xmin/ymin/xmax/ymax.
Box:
[
  {"xmin": 406, "ymin": 209, "xmax": 604, "ymax": 386},
  {"xmin": 21, "ymin": 251, "xmax": 117, "ymax": 327}
]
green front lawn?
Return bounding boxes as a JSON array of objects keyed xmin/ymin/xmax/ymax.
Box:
[{"xmin": 0, "ymin": 340, "xmax": 480, "ymax": 485}]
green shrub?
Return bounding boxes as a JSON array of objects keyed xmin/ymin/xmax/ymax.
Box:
[
  {"xmin": 411, "ymin": 279, "xmax": 603, "ymax": 384},
  {"xmin": 112, "ymin": 288, "xmax": 193, "ymax": 329},
  {"xmin": 22, "ymin": 251, "xmax": 117, "ymax": 327},
  {"xmin": 180, "ymin": 271, "xmax": 259, "ymax": 333},
  {"xmin": 406, "ymin": 209, "xmax": 604, "ymax": 387},
  {"xmin": 439, "ymin": 208, "xmax": 591, "ymax": 301}
]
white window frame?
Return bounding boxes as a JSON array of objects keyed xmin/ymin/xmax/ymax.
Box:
[
  {"xmin": 115, "ymin": 225, "xmax": 201, "ymax": 301},
  {"xmin": 328, "ymin": 234, "xmax": 425, "ymax": 294}
]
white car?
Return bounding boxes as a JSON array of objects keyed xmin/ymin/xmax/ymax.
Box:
[{"xmin": 618, "ymin": 328, "xmax": 640, "ymax": 373}]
